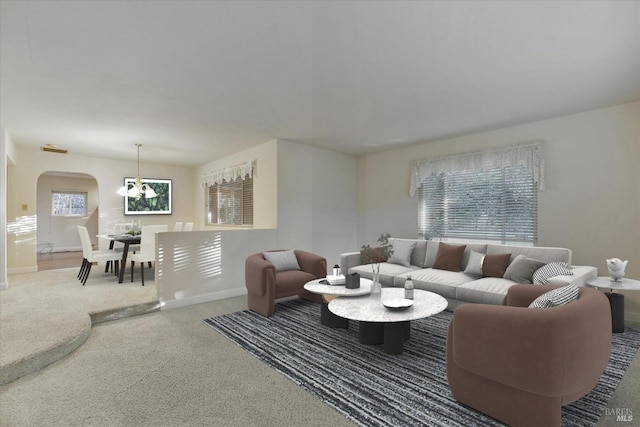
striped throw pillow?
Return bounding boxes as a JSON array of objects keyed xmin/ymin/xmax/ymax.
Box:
[
  {"xmin": 529, "ymin": 284, "xmax": 579, "ymax": 308},
  {"xmin": 533, "ymin": 262, "xmax": 573, "ymax": 285}
]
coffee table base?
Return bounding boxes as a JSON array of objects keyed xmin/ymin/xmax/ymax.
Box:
[
  {"xmin": 360, "ymin": 321, "xmax": 410, "ymax": 355},
  {"xmin": 321, "ymin": 301, "xmax": 349, "ymax": 328}
]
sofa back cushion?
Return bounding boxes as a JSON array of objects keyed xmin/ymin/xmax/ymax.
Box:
[{"xmin": 487, "ymin": 244, "xmax": 571, "ymax": 265}]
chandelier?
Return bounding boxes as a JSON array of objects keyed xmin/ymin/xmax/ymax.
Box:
[{"xmin": 117, "ymin": 144, "xmax": 157, "ymax": 199}]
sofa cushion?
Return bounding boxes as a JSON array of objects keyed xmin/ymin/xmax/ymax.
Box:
[
  {"xmin": 263, "ymin": 250, "xmax": 300, "ymax": 272},
  {"xmin": 408, "ymin": 268, "xmax": 477, "ymax": 299},
  {"xmin": 482, "ymin": 253, "xmax": 511, "ymax": 278},
  {"xmin": 433, "ymin": 243, "xmax": 467, "ymax": 272},
  {"xmin": 456, "ymin": 277, "xmax": 516, "ymax": 305},
  {"xmin": 274, "ymin": 270, "xmax": 318, "ymax": 293},
  {"xmin": 533, "ymin": 262, "xmax": 574, "ymax": 285},
  {"xmin": 463, "ymin": 250, "xmax": 486, "ymax": 276},
  {"xmin": 504, "ymin": 254, "xmax": 546, "ymax": 284},
  {"xmin": 387, "ymin": 238, "xmax": 417, "ymax": 268},
  {"xmin": 348, "ymin": 262, "xmax": 421, "ymax": 287},
  {"xmin": 529, "ymin": 284, "xmax": 579, "ymax": 308},
  {"xmin": 424, "ymin": 241, "xmax": 441, "ymax": 268}
]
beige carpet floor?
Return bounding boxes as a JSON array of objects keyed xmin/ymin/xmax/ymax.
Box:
[
  {"xmin": 0, "ymin": 268, "xmax": 638, "ymax": 426},
  {"xmin": 0, "ymin": 266, "xmax": 159, "ymax": 384}
]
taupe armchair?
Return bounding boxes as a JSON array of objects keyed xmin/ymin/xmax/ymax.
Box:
[
  {"xmin": 446, "ymin": 284, "xmax": 611, "ymax": 427},
  {"xmin": 245, "ymin": 250, "xmax": 326, "ymax": 317}
]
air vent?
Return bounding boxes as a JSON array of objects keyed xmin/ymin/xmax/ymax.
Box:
[{"xmin": 41, "ymin": 146, "xmax": 68, "ymax": 154}]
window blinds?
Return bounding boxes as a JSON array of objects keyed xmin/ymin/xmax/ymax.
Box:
[
  {"xmin": 206, "ymin": 175, "xmax": 253, "ymax": 226},
  {"xmin": 416, "ymin": 143, "xmax": 542, "ymax": 244}
]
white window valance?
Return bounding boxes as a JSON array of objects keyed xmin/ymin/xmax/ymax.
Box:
[
  {"xmin": 409, "ymin": 141, "xmax": 545, "ymax": 197},
  {"xmin": 200, "ymin": 160, "xmax": 256, "ymax": 188}
]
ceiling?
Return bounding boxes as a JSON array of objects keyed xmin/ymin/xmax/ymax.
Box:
[{"xmin": 2, "ymin": 1, "xmax": 639, "ymax": 167}]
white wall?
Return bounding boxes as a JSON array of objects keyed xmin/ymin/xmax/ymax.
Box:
[
  {"xmin": 6, "ymin": 146, "xmax": 195, "ymax": 273},
  {"xmin": 1, "ymin": 129, "xmax": 17, "ymax": 290},
  {"xmin": 36, "ymin": 173, "xmax": 99, "ymax": 251},
  {"xmin": 158, "ymin": 139, "xmax": 359, "ymax": 308},
  {"xmin": 357, "ymin": 101, "xmax": 640, "ymax": 324},
  {"xmin": 277, "ymin": 140, "xmax": 359, "ymax": 265}
]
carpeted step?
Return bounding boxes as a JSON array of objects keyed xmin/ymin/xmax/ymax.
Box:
[{"xmin": 0, "ymin": 312, "xmax": 91, "ymax": 386}]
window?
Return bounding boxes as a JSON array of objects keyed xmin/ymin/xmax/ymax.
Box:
[
  {"xmin": 51, "ymin": 191, "xmax": 87, "ymax": 216},
  {"xmin": 413, "ymin": 143, "xmax": 543, "ymax": 245},
  {"xmin": 206, "ymin": 175, "xmax": 253, "ymax": 226}
]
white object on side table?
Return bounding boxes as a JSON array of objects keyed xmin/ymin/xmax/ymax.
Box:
[{"xmin": 606, "ymin": 258, "xmax": 628, "ymax": 282}]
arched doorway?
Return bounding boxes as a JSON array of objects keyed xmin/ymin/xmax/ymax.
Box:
[{"xmin": 36, "ymin": 171, "xmax": 98, "ymax": 271}]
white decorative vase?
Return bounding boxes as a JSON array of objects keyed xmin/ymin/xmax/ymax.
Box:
[
  {"xmin": 606, "ymin": 258, "xmax": 628, "ymax": 282},
  {"xmin": 370, "ymin": 269, "xmax": 382, "ymax": 299}
]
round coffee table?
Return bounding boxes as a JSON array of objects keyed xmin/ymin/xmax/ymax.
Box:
[
  {"xmin": 328, "ymin": 288, "xmax": 447, "ymax": 354},
  {"xmin": 586, "ymin": 277, "xmax": 640, "ymax": 333},
  {"xmin": 304, "ymin": 278, "xmax": 372, "ymax": 328}
]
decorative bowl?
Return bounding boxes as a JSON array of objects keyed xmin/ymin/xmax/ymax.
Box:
[{"xmin": 383, "ymin": 298, "xmax": 414, "ymax": 310}]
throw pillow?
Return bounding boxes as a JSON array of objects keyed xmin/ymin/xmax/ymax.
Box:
[
  {"xmin": 463, "ymin": 250, "xmax": 486, "ymax": 276},
  {"xmin": 529, "ymin": 284, "xmax": 579, "ymax": 308},
  {"xmin": 432, "ymin": 243, "xmax": 466, "ymax": 272},
  {"xmin": 503, "ymin": 254, "xmax": 546, "ymax": 284},
  {"xmin": 387, "ymin": 239, "xmax": 417, "ymax": 268},
  {"xmin": 533, "ymin": 262, "xmax": 574, "ymax": 285},
  {"xmin": 263, "ymin": 250, "xmax": 301, "ymax": 272},
  {"xmin": 481, "ymin": 253, "xmax": 512, "ymax": 278}
]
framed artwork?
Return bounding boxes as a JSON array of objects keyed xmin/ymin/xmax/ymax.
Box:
[{"xmin": 124, "ymin": 178, "xmax": 172, "ymax": 215}]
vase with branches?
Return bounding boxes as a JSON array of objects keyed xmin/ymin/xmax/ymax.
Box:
[{"xmin": 361, "ymin": 233, "xmax": 394, "ymax": 298}]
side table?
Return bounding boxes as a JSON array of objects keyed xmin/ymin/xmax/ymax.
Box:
[{"xmin": 586, "ymin": 277, "xmax": 640, "ymax": 333}]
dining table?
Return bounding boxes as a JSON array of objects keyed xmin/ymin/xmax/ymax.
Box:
[{"xmin": 99, "ymin": 234, "xmax": 142, "ymax": 283}]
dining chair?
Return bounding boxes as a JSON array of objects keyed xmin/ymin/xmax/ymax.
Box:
[
  {"xmin": 77, "ymin": 226, "xmax": 122, "ymax": 285},
  {"xmin": 129, "ymin": 224, "xmax": 168, "ymax": 285},
  {"xmin": 183, "ymin": 222, "xmax": 194, "ymax": 231},
  {"xmin": 173, "ymin": 222, "xmax": 183, "ymax": 232}
]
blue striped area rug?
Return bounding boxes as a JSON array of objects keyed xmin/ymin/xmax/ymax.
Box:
[{"xmin": 203, "ymin": 299, "xmax": 640, "ymax": 427}]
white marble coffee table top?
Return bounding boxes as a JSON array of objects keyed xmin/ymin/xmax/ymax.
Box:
[
  {"xmin": 304, "ymin": 278, "xmax": 373, "ymax": 297},
  {"xmin": 328, "ymin": 288, "xmax": 447, "ymax": 323},
  {"xmin": 586, "ymin": 277, "xmax": 640, "ymax": 292}
]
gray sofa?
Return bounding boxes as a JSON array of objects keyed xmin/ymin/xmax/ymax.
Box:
[{"xmin": 339, "ymin": 239, "xmax": 597, "ymax": 309}]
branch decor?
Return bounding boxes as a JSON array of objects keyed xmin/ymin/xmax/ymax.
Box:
[{"xmin": 361, "ymin": 233, "xmax": 394, "ymax": 286}]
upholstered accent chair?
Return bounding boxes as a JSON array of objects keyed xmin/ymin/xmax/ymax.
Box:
[
  {"xmin": 446, "ymin": 284, "xmax": 611, "ymax": 427},
  {"xmin": 245, "ymin": 250, "xmax": 326, "ymax": 317}
]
